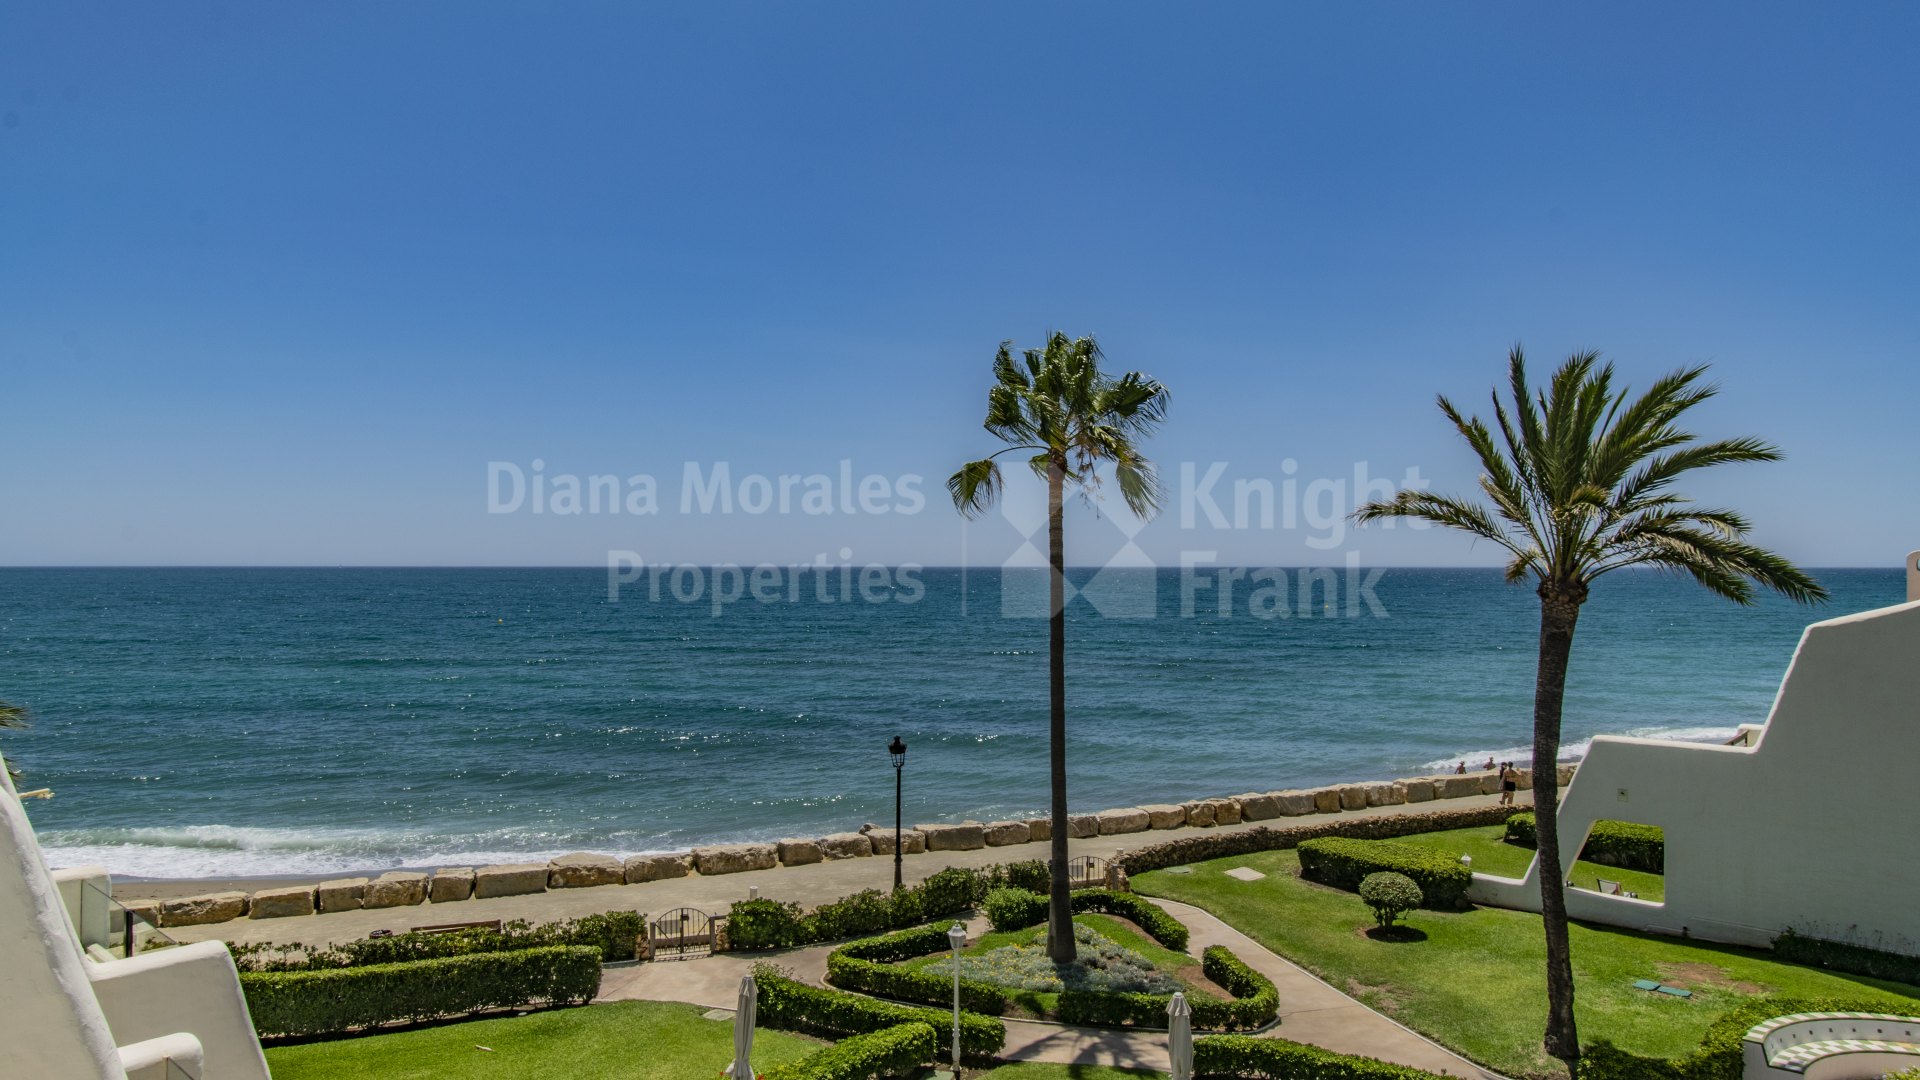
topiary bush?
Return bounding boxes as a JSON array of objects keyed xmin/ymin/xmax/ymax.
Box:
[
  {"xmin": 826, "ymin": 924, "xmax": 1009, "ymax": 1014},
  {"xmin": 1070, "ymin": 888, "xmax": 1189, "ymax": 951},
  {"xmin": 1504, "ymin": 813, "xmax": 1665, "ymax": 874},
  {"xmin": 753, "ymin": 963, "xmax": 1006, "ymax": 1063},
  {"xmin": 1194, "ymin": 1034, "xmax": 1452, "ymax": 1078},
  {"xmin": 983, "ymin": 887, "xmax": 1049, "ymax": 932},
  {"xmin": 1296, "ymin": 838, "xmax": 1472, "ymax": 910},
  {"xmin": 1358, "ymin": 872, "xmax": 1423, "ymax": 928},
  {"xmin": 762, "ymin": 1021, "xmax": 936, "ymax": 1080},
  {"xmin": 240, "ymin": 945, "xmax": 601, "ymax": 1038}
]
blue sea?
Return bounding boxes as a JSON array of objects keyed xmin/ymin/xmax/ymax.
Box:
[{"xmin": 0, "ymin": 567, "xmax": 1901, "ymax": 879}]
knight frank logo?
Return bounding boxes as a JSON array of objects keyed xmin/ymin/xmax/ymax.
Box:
[{"xmin": 988, "ymin": 469, "xmax": 1159, "ymax": 619}]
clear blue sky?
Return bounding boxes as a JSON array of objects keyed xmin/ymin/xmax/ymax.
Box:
[{"xmin": 3, "ymin": 2, "xmax": 1914, "ymax": 568}]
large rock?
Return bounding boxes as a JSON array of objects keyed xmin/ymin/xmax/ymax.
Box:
[
  {"xmin": 1095, "ymin": 808, "xmax": 1150, "ymax": 835},
  {"xmin": 1438, "ymin": 775, "xmax": 1482, "ymax": 800},
  {"xmin": 1362, "ymin": 782, "xmax": 1402, "ymax": 808},
  {"xmin": 1180, "ymin": 800, "xmax": 1216, "ymax": 828},
  {"xmin": 917, "ymin": 822, "xmax": 986, "ymax": 851},
  {"xmin": 1395, "ymin": 779, "xmax": 1437, "ymax": 804},
  {"xmin": 429, "ymin": 868, "xmax": 475, "ymax": 902},
  {"xmin": 1514, "ymin": 768, "xmax": 1534, "ymax": 791},
  {"xmin": 984, "ymin": 821, "xmax": 1033, "ymax": 846},
  {"xmin": 1479, "ymin": 772, "xmax": 1503, "ymax": 796},
  {"xmin": 861, "ymin": 827, "xmax": 927, "ymax": 855},
  {"xmin": 1139, "ymin": 804, "xmax": 1186, "ymax": 829},
  {"xmin": 247, "ymin": 886, "xmax": 314, "ymax": 920},
  {"xmin": 1557, "ymin": 764, "xmax": 1577, "ymax": 786},
  {"xmin": 1310, "ymin": 787, "xmax": 1343, "ymax": 814},
  {"xmin": 624, "ymin": 852, "xmax": 693, "ymax": 884},
  {"xmin": 777, "ymin": 838, "xmax": 823, "ymax": 866},
  {"xmin": 1270, "ymin": 790, "xmax": 1317, "ymax": 816},
  {"xmin": 1209, "ymin": 797, "xmax": 1244, "ymax": 825},
  {"xmin": 1235, "ymin": 793, "xmax": 1282, "ymax": 821},
  {"xmin": 1067, "ymin": 814, "xmax": 1101, "ymax": 839},
  {"xmin": 692, "ymin": 844, "xmax": 778, "ymax": 875},
  {"xmin": 1023, "ymin": 817, "xmax": 1052, "ymax": 841},
  {"xmin": 820, "ymin": 832, "xmax": 875, "ymax": 859},
  {"xmin": 124, "ymin": 899, "xmax": 161, "ymax": 929},
  {"xmin": 365, "ymin": 871, "xmax": 428, "ymax": 908},
  {"xmin": 160, "ymin": 891, "xmax": 248, "ymax": 927},
  {"xmin": 1336, "ymin": 784, "xmax": 1369, "ymax": 811},
  {"xmin": 473, "ymin": 863, "xmax": 549, "ymax": 898},
  {"xmin": 315, "ymin": 878, "xmax": 368, "ymax": 914},
  {"xmin": 547, "ymin": 853, "xmax": 623, "ymax": 889}
]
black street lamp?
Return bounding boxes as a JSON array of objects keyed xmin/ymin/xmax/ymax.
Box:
[{"xmin": 888, "ymin": 735, "xmax": 907, "ymax": 890}]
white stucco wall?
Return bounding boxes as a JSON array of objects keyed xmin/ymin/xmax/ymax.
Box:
[{"xmin": 1470, "ymin": 596, "xmax": 1920, "ymax": 950}]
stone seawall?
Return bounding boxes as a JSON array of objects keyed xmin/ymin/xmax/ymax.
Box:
[{"xmin": 139, "ymin": 765, "xmax": 1569, "ymax": 929}]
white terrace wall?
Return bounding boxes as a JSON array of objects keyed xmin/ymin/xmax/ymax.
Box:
[{"xmin": 1471, "ymin": 596, "xmax": 1920, "ymax": 949}]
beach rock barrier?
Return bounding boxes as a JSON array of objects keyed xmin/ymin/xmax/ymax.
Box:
[
  {"xmin": 473, "ymin": 863, "xmax": 548, "ymax": 898},
  {"xmin": 125, "ymin": 764, "xmax": 1568, "ymax": 932}
]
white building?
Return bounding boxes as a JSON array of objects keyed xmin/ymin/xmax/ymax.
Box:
[
  {"xmin": 1471, "ymin": 552, "xmax": 1920, "ymax": 950},
  {"xmin": 0, "ymin": 766, "xmax": 271, "ymax": 1079}
]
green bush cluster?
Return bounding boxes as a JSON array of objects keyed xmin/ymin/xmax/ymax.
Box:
[
  {"xmin": 730, "ymin": 863, "xmax": 1051, "ymax": 951},
  {"xmin": 752, "ymin": 963, "xmax": 1006, "ymax": 1063},
  {"xmin": 1573, "ymin": 995, "xmax": 1913, "ymax": 1080},
  {"xmin": 1117, "ymin": 804, "xmax": 1517, "ymax": 876},
  {"xmin": 762, "ymin": 1021, "xmax": 937, "ymax": 1080},
  {"xmin": 1194, "ymin": 1034, "xmax": 1453, "ymax": 1078},
  {"xmin": 826, "ymin": 924, "xmax": 1011, "ymax": 1014},
  {"xmin": 1773, "ymin": 929, "xmax": 1920, "ymax": 987},
  {"xmin": 1358, "ymin": 872, "xmax": 1424, "ymax": 928},
  {"xmin": 1071, "ymin": 888, "xmax": 1190, "ymax": 951},
  {"xmin": 1296, "ymin": 838, "xmax": 1472, "ymax": 910},
  {"xmin": 240, "ymin": 945, "xmax": 601, "ymax": 1038},
  {"xmin": 230, "ymin": 910, "xmax": 646, "ymax": 972},
  {"xmin": 1504, "ymin": 813, "xmax": 1666, "ymax": 874},
  {"xmin": 983, "ymin": 886, "xmax": 1050, "ymax": 932}
]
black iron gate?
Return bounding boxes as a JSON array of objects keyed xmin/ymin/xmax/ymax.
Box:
[{"xmin": 649, "ymin": 907, "xmax": 716, "ymax": 960}]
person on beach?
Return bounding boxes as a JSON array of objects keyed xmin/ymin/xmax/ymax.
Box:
[
  {"xmin": 1481, "ymin": 756, "xmax": 1496, "ymax": 771},
  {"xmin": 1455, "ymin": 761, "xmax": 1467, "ymax": 774},
  {"xmin": 1499, "ymin": 761, "xmax": 1518, "ymax": 805}
]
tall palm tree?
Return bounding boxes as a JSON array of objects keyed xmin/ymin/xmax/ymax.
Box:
[
  {"xmin": 1354, "ymin": 347, "xmax": 1825, "ymax": 1067},
  {"xmin": 950, "ymin": 332, "xmax": 1169, "ymax": 963}
]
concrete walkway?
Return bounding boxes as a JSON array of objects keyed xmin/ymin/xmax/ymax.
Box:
[
  {"xmin": 599, "ymin": 900, "xmax": 1504, "ymax": 1079},
  {"xmin": 153, "ymin": 792, "xmax": 1527, "ymax": 950}
]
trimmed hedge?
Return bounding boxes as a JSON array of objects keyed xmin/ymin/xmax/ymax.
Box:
[
  {"xmin": 731, "ymin": 863, "xmax": 1049, "ymax": 951},
  {"xmin": 1504, "ymin": 813, "xmax": 1665, "ymax": 874},
  {"xmin": 1051, "ymin": 944, "xmax": 1276, "ymax": 1031},
  {"xmin": 230, "ymin": 910, "xmax": 646, "ymax": 971},
  {"xmin": 1774, "ymin": 929, "xmax": 1920, "ymax": 987},
  {"xmin": 753, "ymin": 964, "xmax": 1006, "ymax": 1063},
  {"xmin": 1071, "ymin": 889, "xmax": 1190, "ymax": 952},
  {"xmin": 1195, "ymin": 1035, "xmax": 1452, "ymax": 1079},
  {"xmin": 1296, "ymin": 838, "xmax": 1472, "ymax": 910},
  {"xmin": 984, "ymin": 887, "xmax": 1050, "ymax": 932},
  {"xmin": 240, "ymin": 945, "xmax": 601, "ymax": 1038},
  {"xmin": 826, "ymin": 924, "xmax": 1011, "ymax": 1014},
  {"xmin": 763, "ymin": 1021, "xmax": 936, "ymax": 1080},
  {"xmin": 1573, "ymin": 995, "xmax": 1917, "ymax": 1080},
  {"xmin": 1116, "ymin": 804, "xmax": 1519, "ymax": 875}
]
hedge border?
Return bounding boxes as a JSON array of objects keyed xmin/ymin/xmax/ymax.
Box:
[
  {"xmin": 1195, "ymin": 1034, "xmax": 1453, "ymax": 1079},
  {"xmin": 1115, "ymin": 805, "xmax": 1520, "ymax": 876},
  {"xmin": 240, "ymin": 945, "xmax": 601, "ymax": 1038},
  {"xmin": 1504, "ymin": 813, "xmax": 1665, "ymax": 874},
  {"xmin": 754, "ymin": 963, "xmax": 1006, "ymax": 1063},
  {"xmin": 1573, "ymin": 995, "xmax": 1920, "ymax": 1080},
  {"xmin": 762, "ymin": 1021, "xmax": 936, "ymax": 1080},
  {"xmin": 1296, "ymin": 838, "xmax": 1473, "ymax": 911}
]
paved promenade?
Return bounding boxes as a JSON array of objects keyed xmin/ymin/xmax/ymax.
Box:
[{"xmin": 153, "ymin": 791, "xmax": 1527, "ymax": 949}]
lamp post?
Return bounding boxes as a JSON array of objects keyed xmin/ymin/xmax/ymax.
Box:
[
  {"xmin": 889, "ymin": 736, "xmax": 907, "ymax": 890},
  {"xmin": 947, "ymin": 922, "xmax": 967, "ymax": 1075}
]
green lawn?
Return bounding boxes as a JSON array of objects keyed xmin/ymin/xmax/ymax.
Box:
[
  {"xmin": 263, "ymin": 1000, "xmax": 822, "ymax": 1080},
  {"xmin": 903, "ymin": 912, "xmax": 1219, "ymax": 1017},
  {"xmin": 1374, "ymin": 823, "xmax": 1667, "ymax": 901},
  {"xmin": 1134, "ymin": 842, "xmax": 1920, "ymax": 1079}
]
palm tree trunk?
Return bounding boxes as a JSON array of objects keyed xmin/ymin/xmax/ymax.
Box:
[
  {"xmin": 1532, "ymin": 585, "xmax": 1583, "ymax": 1066},
  {"xmin": 1045, "ymin": 454, "xmax": 1076, "ymax": 963}
]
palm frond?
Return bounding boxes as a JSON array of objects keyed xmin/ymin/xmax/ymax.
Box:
[{"xmin": 947, "ymin": 459, "xmax": 1003, "ymax": 519}]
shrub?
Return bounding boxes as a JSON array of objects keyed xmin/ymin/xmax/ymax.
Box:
[
  {"xmin": 1071, "ymin": 889, "xmax": 1189, "ymax": 951},
  {"xmin": 1504, "ymin": 813, "xmax": 1665, "ymax": 874},
  {"xmin": 1774, "ymin": 929, "xmax": 1920, "ymax": 987},
  {"xmin": 1358, "ymin": 872, "xmax": 1423, "ymax": 928},
  {"xmin": 240, "ymin": 945, "xmax": 600, "ymax": 1038},
  {"xmin": 753, "ymin": 964, "xmax": 1006, "ymax": 1063},
  {"xmin": 729, "ymin": 864, "xmax": 1002, "ymax": 952},
  {"xmin": 991, "ymin": 859, "xmax": 1052, "ymax": 894},
  {"xmin": 763, "ymin": 1021, "xmax": 936, "ymax": 1080},
  {"xmin": 726, "ymin": 898, "xmax": 811, "ymax": 951},
  {"xmin": 1117, "ymin": 804, "xmax": 1518, "ymax": 876},
  {"xmin": 1296, "ymin": 838, "xmax": 1472, "ymax": 910},
  {"xmin": 983, "ymin": 887, "xmax": 1049, "ymax": 932},
  {"xmin": 1192, "ymin": 946, "xmax": 1280, "ymax": 1031},
  {"xmin": 826, "ymin": 925, "xmax": 1009, "ymax": 1014},
  {"xmin": 229, "ymin": 910, "xmax": 646, "ymax": 971},
  {"xmin": 1194, "ymin": 1034, "xmax": 1451, "ymax": 1078}
]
